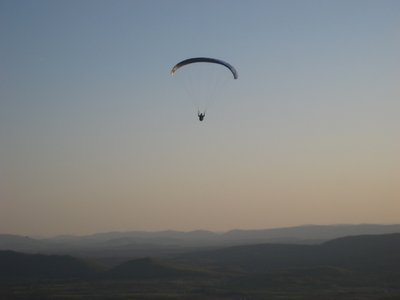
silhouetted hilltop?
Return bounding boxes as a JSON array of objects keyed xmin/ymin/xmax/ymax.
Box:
[
  {"xmin": 323, "ymin": 232, "xmax": 400, "ymax": 249},
  {"xmin": 0, "ymin": 250, "xmax": 103, "ymax": 279}
]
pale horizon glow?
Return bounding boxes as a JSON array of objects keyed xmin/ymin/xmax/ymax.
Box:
[{"xmin": 1, "ymin": 0, "xmax": 399, "ymax": 236}]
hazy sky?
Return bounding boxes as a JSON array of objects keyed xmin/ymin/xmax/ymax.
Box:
[{"xmin": 1, "ymin": 0, "xmax": 399, "ymax": 236}]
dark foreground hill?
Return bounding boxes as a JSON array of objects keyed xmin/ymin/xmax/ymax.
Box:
[
  {"xmin": 0, "ymin": 250, "xmax": 102, "ymax": 279},
  {"xmin": 0, "ymin": 251, "xmax": 210, "ymax": 281},
  {"xmin": 176, "ymin": 233, "xmax": 400, "ymax": 275}
]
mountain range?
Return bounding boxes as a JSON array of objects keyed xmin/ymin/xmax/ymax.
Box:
[
  {"xmin": 2, "ymin": 232, "xmax": 400, "ymax": 300},
  {"xmin": 1, "ymin": 233, "xmax": 400, "ymax": 282},
  {"xmin": 1, "ymin": 224, "xmax": 400, "ymax": 260}
]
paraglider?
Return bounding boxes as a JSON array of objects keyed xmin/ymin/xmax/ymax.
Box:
[{"xmin": 171, "ymin": 57, "xmax": 238, "ymax": 121}]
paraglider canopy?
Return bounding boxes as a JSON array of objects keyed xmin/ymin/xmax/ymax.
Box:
[{"xmin": 171, "ymin": 57, "xmax": 238, "ymax": 79}]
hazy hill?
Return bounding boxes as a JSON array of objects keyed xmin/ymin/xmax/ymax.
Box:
[
  {"xmin": 0, "ymin": 250, "xmax": 103, "ymax": 279},
  {"xmin": 0, "ymin": 234, "xmax": 52, "ymax": 252}
]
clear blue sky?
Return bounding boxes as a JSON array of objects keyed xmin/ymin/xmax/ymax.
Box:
[{"xmin": 1, "ymin": 0, "xmax": 399, "ymax": 236}]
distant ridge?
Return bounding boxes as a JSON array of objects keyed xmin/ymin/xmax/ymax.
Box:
[
  {"xmin": 1, "ymin": 224, "xmax": 400, "ymax": 258},
  {"xmin": 221, "ymin": 224, "xmax": 400, "ymax": 243}
]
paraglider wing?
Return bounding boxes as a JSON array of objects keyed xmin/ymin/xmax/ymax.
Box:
[{"xmin": 171, "ymin": 57, "xmax": 238, "ymax": 79}]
